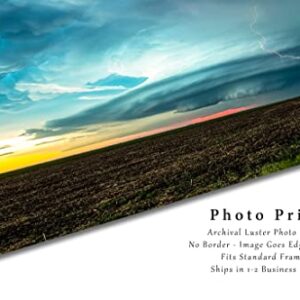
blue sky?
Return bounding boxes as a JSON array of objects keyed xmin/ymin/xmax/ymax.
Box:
[{"xmin": 1, "ymin": 0, "xmax": 300, "ymax": 171}]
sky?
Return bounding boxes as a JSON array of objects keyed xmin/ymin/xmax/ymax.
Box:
[{"xmin": 1, "ymin": 0, "xmax": 300, "ymax": 173}]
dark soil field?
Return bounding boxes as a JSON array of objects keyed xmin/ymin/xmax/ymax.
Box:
[{"xmin": 1, "ymin": 98, "xmax": 300, "ymax": 254}]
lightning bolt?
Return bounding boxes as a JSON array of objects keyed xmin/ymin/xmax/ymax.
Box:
[{"xmin": 250, "ymin": 5, "xmax": 300, "ymax": 60}]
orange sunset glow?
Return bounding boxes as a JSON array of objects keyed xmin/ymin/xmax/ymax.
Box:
[{"xmin": 0, "ymin": 106, "xmax": 253, "ymax": 174}]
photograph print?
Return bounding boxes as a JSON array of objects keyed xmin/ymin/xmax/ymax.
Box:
[{"xmin": 1, "ymin": 0, "xmax": 300, "ymax": 253}]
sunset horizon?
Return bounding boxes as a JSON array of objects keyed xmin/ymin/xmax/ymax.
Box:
[
  {"xmin": 0, "ymin": 105, "xmax": 253, "ymax": 174},
  {"xmin": 1, "ymin": 0, "xmax": 300, "ymax": 174}
]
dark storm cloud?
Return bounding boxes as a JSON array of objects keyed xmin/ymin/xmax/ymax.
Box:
[
  {"xmin": 1, "ymin": 0, "xmax": 299, "ymax": 112},
  {"xmin": 23, "ymin": 128, "xmax": 69, "ymax": 139},
  {"xmin": 43, "ymin": 48, "xmax": 300, "ymax": 131},
  {"xmin": 0, "ymin": 0, "xmax": 182, "ymax": 76},
  {"xmin": 0, "ymin": 0, "xmax": 247, "ymax": 71},
  {"xmin": 0, "ymin": 1, "xmax": 83, "ymax": 110},
  {"xmin": 2, "ymin": 0, "xmax": 300, "ymax": 142},
  {"xmin": 0, "ymin": 0, "xmax": 165, "ymax": 110},
  {"xmin": 0, "ymin": 2, "xmax": 81, "ymax": 71}
]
